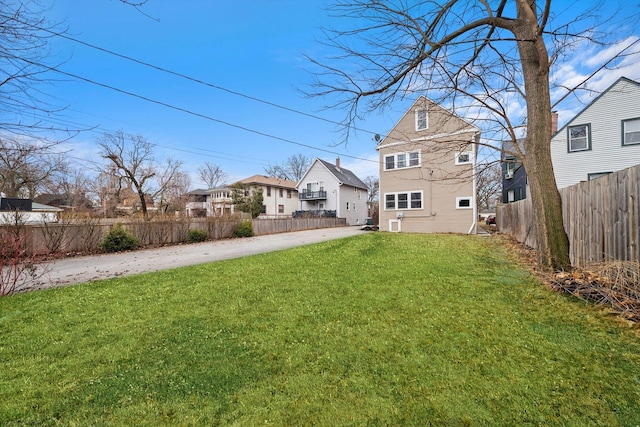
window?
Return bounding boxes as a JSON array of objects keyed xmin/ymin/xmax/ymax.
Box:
[
  {"xmin": 588, "ymin": 172, "xmax": 612, "ymax": 181},
  {"xmin": 279, "ymin": 188, "xmax": 283, "ymax": 197},
  {"xmin": 455, "ymin": 151, "xmax": 473, "ymax": 165},
  {"xmin": 353, "ymin": 202, "xmax": 356, "ymax": 210},
  {"xmin": 568, "ymin": 124, "xmax": 591, "ymax": 152},
  {"xmin": 266, "ymin": 186, "xmax": 271, "ymax": 197},
  {"xmin": 410, "ymin": 192, "xmax": 422, "ymax": 209},
  {"xmin": 261, "ymin": 205, "xmax": 267, "ymax": 214},
  {"xmin": 346, "ymin": 202, "xmax": 350, "ymax": 210},
  {"xmin": 385, "ymin": 194, "xmax": 395, "ymax": 209},
  {"xmin": 622, "ymin": 118, "xmax": 640, "ymax": 146},
  {"xmin": 384, "ymin": 191, "xmax": 423, "ymax": 210},
  {"xmin": 383, "ymin": 151, "xmax": 421, "ymax": 171},
  {"xmin": 306, "ymin": 181, "xmax": 323, "ymax": 192},
  {"xmin": 319, "ymin": 203, "xmax": 324, "ymax": 210},
  {"xmin": 278, "ymin": 204, "xmax": 284, "ymax": 213},
  {"xmin": 409, "ymin": 152, "xmax": 420, "ymax": 166},
  {"xmin": 287, "ymin": 189, "xmax": 292, "ymax": 198},
  {"xmin": 456, "ymin": 197, "xmax": 472, "ymax": 209},
  {"xmin": 507, "ymin": 190, "xmax": 515, "ymax": 203},
  {"xmin": 397, "ymin": 153, "xmax": 407, "ymax": 168},
  {"xmin": 416, "ymin": 109, "xmax": 428, "ymax": 130},
  {"xmin": 385, "ymin": 155, "xmax": 395, "ymax": 170}
]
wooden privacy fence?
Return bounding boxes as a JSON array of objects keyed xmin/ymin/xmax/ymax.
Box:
[
  {"xmin": 498, "ymin": 164, "xmax": 640, "ymax": 266},
  {"xmin": 3, "ymin": 216, "xmax": 348, "ymax": 257}
]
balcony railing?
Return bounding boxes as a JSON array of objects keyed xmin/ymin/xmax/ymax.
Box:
[{"xmin": 299, "ymin": 190, "xmax": 327, "ymax": 200}]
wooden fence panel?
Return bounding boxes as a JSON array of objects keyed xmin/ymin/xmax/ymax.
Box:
[
  {"xmin": 4, "ymin": 216, "xmax": 348, "ymax": 256},
  {"xmin": 498, "ymin": 164, "xmax": 640, "ymax": 266}
]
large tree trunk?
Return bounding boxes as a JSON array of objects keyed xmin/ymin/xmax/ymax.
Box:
[{"xmin": 515, "ymin": 1, "xmax": 571, "ymax": 271}]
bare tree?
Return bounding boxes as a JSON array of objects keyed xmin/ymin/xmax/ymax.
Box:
[
  {"xmin": 308, "ymin": 1, "xmax": 640, "ymax": 271},
  {"xmin": 0, "ymin": 137, "xmax": 68, "ymax": 198},
  {"xmin": 99, "ymin": 130, "xmax": 183, "ymax": 220},
  {"xmin": 362, "ymin": 175, "xmax": 379, "ymax": 203},
  {"xmin": 155, "ymin": 168, "xmax": 191, "ymax": 214},
  {"xmin": 264, "ymin": 154, "xmax": 312, "ymax": 182},
  {"xmin": 476, "ymin": 163, "xmax": 502, "ymax": 211},
  {"xmin": 0, "ymin": 0, "xmax": 76, "ymax": 139},
  {"xmin": 197, "ymin": 161, "xmax": 228, "ymax": 189}
]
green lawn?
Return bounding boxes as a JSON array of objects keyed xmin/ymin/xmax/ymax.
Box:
[{"xmin": 1, "ymin": 233, "xmax": 639, "ymax": 426}]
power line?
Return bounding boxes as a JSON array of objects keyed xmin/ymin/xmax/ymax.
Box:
[
  {"xmin": 10, "ymin": 54, "xmax": 378, "ymax": 165},
  {"xmin": 15, "ymin": 18, "xmax": 381, "ymax": 139}
]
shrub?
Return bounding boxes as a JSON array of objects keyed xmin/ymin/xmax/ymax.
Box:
[
  {"xmin": 232, "ymin": 221, "xmax": 254, "ymax": 238},
  {"xmin": 187, "ymin": 228, "xmax": 208, "ymax": 243},
  {"xmin": 99, "ymin": 224, "xmax": 140, "ymax": 253}
]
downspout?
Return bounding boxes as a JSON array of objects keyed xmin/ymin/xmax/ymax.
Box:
[{"xmin": 467, "ymin": 134, "xmax": 479, "ymax": 235}]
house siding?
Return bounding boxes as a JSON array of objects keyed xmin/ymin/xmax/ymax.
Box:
[
  {"xmin": 298, "ymin": 159, "xmax": 368, "ymax": 225},
  {"xmin": 551, "ymin": 78, "xmax": 640, "ymax": 188},
  {"xmin": 378, "ymin": 97, "xmax": 478, "ymax": 234},
  {"xmin": 260, "ymin": 185, "xmax": 298, "ymax": 216}
]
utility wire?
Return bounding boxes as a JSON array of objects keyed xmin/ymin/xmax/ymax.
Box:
[
  {"xmin": 16, "ymin": 19, "xmax": 381, "ymax": 139},
  {"xmin": 12, "ymin": 54, "xmax": 378, "ymax": 164}
]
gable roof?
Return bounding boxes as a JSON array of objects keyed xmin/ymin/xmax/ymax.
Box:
[
  {"xmin": 377, "ymin": 95, "xmax": 480, "ymax": 149},
  {"xmin": 238, "ymin": 174, "xmax": 298, "ymax": 189},
  {"xmin": 553, "ymin": 77, "xmax": 640, "ymax": 137},
  {"xmin": 315, "ymin": 159, "xmax": 368, "ymax": 190}
]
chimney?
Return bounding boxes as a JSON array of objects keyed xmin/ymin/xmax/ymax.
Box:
[
  {"xmin": 551, "ymin": 111, "xmax": 558, "ymax": 134},
  {"xmin": 335, "ymin": 157, "xmax": 341, "ymax": 170}
]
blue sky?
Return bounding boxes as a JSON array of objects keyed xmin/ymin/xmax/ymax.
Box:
[
  {"xmin": 44, "ymin": 0, "xmax": 396, "ymax": 185},
  {"xmin": 38, "ymin": 0, "xmax": 640, "ymax": 187}
]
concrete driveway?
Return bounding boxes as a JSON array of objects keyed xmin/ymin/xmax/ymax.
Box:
[{"xmin": 29, "ymin": 226, "xmax": 364, "ymax": 291}]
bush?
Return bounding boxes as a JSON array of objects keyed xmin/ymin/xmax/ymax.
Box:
[
  {"xmin": 232, "ymin": 221, "xmax": 254, "ymax": 238},
  {"xmin": 99, "ymin": 224, "xmax": 140, "ymax": 253},
  {"xmin": 187, "ymin": 228, "xmax": 208, "ymax": 243}
]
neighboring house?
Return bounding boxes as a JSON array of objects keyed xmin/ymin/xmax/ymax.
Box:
[
  {"xmin": 551, "ymin": 77, "xmax": 640, "ymax": 188},
  {"xmin": 501, "ymin": 139, "xmax": 528, "ymax": 203},
  {"xmin": 184, "ymin": 189, "xmax": 209, "ymax": 217},
  {"xmin": 185, "ymin": 187, "xmax": 234, "ymax": 217},
  {"xmin": 297, "ymin": 158, "xmax": 368, "ymax": 226},
  {"xmin": 377, "ymin": 95, "xmax": 480, "ymax": 233},
  {"xmin": 237, "ymin": 175, "xmax": 298, "ymax": 217},
  {"xmin": 34, "ymin": 193, "xmax": 94, "ymax": 212},
  {"xmin": 0, "ymin": 197, "xmax": 63, "ymax": 224}
]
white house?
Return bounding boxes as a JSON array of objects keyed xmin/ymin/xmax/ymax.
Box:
[
  {"xmin": 0, "ymin": 197, "xmax": 62, "ymax": 224},
  {"xmin": 551, "ymin": 77, "xmax": 640, "ymax": 188},
  {"xmin": 238, "ymin": 175, "xmax": 298, "ymax": 217},
  {"xmin": 297, "ymin": 158, "xmax": 368, "ymax": 226}
]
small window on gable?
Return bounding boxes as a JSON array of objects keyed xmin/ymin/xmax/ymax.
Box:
[
  {"xmin": 568, "ymin": 124, "xmax": 591, "ymax": 152},
  {"xmin": 416, "ymin": 109, "xmax": 428, "ymax": 131},
  {"xmin": 622, "ymin": 118, "xmax": 640, "ymax": 146},
  {"xmin": 456, "ymin": 197, "xmax": 472, "ymax": 209},
  {"xmin": 455, "ymin": 151, "xmax": 473, "ymax": 165}
]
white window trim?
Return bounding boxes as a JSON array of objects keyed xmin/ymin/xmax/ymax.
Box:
[
  {"xmin": 622, "ymin": 117, "xmax": 640, "ymax": 146},
  {"xmin": 383, "ymin": 151, "xmax": 421, "ymax": 171},
  {"xmin": 568, "ymin": 123, "xmax": 591, "ymax": 152},
  {"xmin": 415, "ymin": 109, "xmax": 428, "ymax": 131},
  {"xmin": 384, "ymin": 191, "xmax": 424, "ymax": 210},
  {"xmin": 455, "ymin": 151, "xmax": 474, "ymax": 165},
  {"xmin": 456, "ymin": 196, "xmax": 473, "ymax": 209}
]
